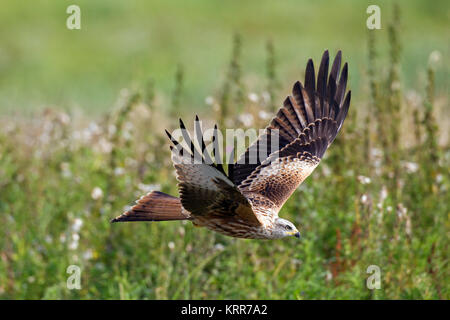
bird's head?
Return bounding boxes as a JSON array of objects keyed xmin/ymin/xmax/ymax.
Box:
[{"xmin": 272, "ymin": 218, "xmax": 300, "ymax": 239}]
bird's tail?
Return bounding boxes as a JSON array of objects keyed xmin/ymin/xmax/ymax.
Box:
[{"xmin": 111, "ymin": 191, "xmax": 189, "ymax": 222}]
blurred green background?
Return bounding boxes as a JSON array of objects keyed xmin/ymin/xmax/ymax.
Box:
[
  {"xmin": 0, "ymin": 0, "xmax": 448, "ymax": 114},
  {"xmin": 0, "ymin": 0, "xmax": 448, "ymax": 300}
]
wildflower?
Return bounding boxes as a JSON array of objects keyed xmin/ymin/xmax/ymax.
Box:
[
  {"xmin": 83, "ymin": 249, "xmax": 94, "ymax": 261},
  {"xmin": 360, "ymin": 194, "xmax": 369, "ymax": 205},
  {"xmin": 108, "ymin": 124, "xmax": 117, "ymax": 136},
  {"xmin": 397, "ymin": 203, "xmax": 408, "ymax": 220},
  {"xmin": 72, "ymin": 218, "xmax": 83, "ymax": 233},
  {"xmin": 261, "ymin": 91, "xmax": 271, "ymax": 104},
  {"xmin": 380, "ymin": 186, "xmax": 388, "ymax": 202},
  {"xmin": 69, "ymin": 233, "xmax": 79, "ymax": 250},
  {"xmin": 403, "ymin": 161, "xmax": 419, "ymax": 173},
  {"xmin": 91, "ymin": 187, "xmax": 103, "ymax": 200},
  {"xmin": 58, "ymin": 112, "xmax": 71, "ymax": 126},
  {"xmin": 45, "ymin": 235, "xmax": 53, "ymax": 244},
  {"xmin": 72, "ymin": 233, "xmax": 80, "ymax": 242},
  {"xmin": 205, "ymin": 96, "xmax": 214, "ymax": 105},
  {"xmin": 357, "ymin": 175, "xmax": 372, "ymax": 185},
  {"xmin": 428, "ymin": 50, "xmax": 442, "ymax": 67},
  {"xmin": 95, "ymin": 262, "xmax": 105, "ymax": 271},
  {"xmin": 238, "ymin": 113, "xmax": 254, "ymax": 127},
  {"xmin": 321, "ymin": 165, "xmax": 331, "ymax": 177},
  {"xmin": 405, "ymin": 217, "xmax": 412, "ymax": 236},
  {"xmin": 214, "ymin": 243, "xmax": 225, "ymax": 251},
  {"xmin": 248, "ymin": 93, "xmax": 259, "ymax": 103},
  {"xmin": 258, "ymin": 110, "xmax": 271, "ymax": 120},
  {"xmin": 114, "ymin": 167, "xmax": 125, "ymax": 176},
  {"xmin": 98, "ymin": 137, "xmax": 113, "ymax": 154},
  {"xmin": 168, "ymin": 241, "xmax": 175, "ymax": 250},
  {"xmin": 60, "ymin": 162, "xmax": 72, "ymax": 178},
  {"xmin": 88, "ymin": 122, "xmax": 101, "ymax": 135},
  {"xmin": 405, "ymin": 90, "xmax": 422, "ymax": 108},
  {"xmin": 59, "ymin": 234, "xmax": 67, "ymax": 243}
]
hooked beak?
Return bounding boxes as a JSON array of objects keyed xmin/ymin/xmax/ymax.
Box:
[{"xmin": 288, "ymin": 230, "xmax": 301, "ymax": 238}]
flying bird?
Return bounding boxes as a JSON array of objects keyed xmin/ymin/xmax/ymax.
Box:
[{"xmin": 112, "ymin": 50, "xmax": 351, "ymax": 240}]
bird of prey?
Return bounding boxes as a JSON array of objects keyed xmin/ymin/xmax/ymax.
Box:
[{"xmin": 112, "ymin": 50, "xmax": 351, "ymax": 240}]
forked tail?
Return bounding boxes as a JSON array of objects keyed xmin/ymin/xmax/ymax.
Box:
[{"xmin": 111, "ymin": 191, "xmax": 188, "ymax": 222}]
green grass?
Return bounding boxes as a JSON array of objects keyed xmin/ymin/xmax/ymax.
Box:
[{"xmin": 0, "ymin": 2, "xmax": 449, "ymax": 299}]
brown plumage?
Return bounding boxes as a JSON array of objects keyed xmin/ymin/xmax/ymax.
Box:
[{"xmin": 112, "ymin": 50, "xmax": 351, "ymax": 240}]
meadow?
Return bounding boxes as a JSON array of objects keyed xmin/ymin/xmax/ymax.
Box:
[{"xmin": 0, "ymin": 1, "xmax": 448, "ymax": 299}]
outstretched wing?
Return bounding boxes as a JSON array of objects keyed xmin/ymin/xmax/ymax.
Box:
[
  {"xmin": 166, "ymin": 117, "xmax": 262, "ymax": 226},
  {"xmin": 235, "ymin": 50, "xmax": 351, "ymax": 208}
]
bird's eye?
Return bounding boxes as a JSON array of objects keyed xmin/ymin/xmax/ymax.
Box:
[{"xmin": 285, "ymin": 225, "xmax": 292, "ymax": 231}]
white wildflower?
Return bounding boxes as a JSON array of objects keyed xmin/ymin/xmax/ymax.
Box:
[
  {"xmin": 45, "ymin": 235, "xmax": 53, "ymax": 244},
  {"xmin": 403, "ymin": 161, "xmax": 419, "ymax": 173},
  {"xmin": 261, "ymin": 91, "xmax": 271, "ymax": 104},
  {"xmin": 360, "ymin": 194, "xmax": 369, "ymax": 204},
  {"xmin": 98, "ymin": 137, "xmax": 113, "ymax": 154},
  {"xmin": 168, "ymin": 241, "xmax": 175, "ymax": 250},
  {"xmin": 83, "ymin": 249, "xmax": 94, "ymax": 261},
  {"xmin": 59, "ymin": 113, "xmax": 71, "ymax": 126},
  {"xmin": 72, "ymin": 218, "xmax": 83, "ymax": 233},
  {"xmin": 380, "ymin": 186, "xmax": 388, "ymax": 202},
  {"xmin": 238, "ymin": 113, "xmax": 254, "ymax": 127},
  {"xmin": 214, "ymin": 243, "xmax": 225, "ymax": 251},
  {"xmin": 205, "ymin": 96, "xmax": 214, "ymax": 106},
  {"xmin": 69, "ymin": 233, "xmax": 79, "ymax": 250},
  {"xmin": 322, "ymin": 165, "xmax": 331, "ymax": 177},
  {"xmin": 428, "ymin": 50, "xmax": 442, "ymax": 67},
  {"xmin": 60, "ymin": 162, "xmax": 72, "ymax": 178},
  {"xmin": 248, "ymin": 92, "xmax": 259, "ymax": 103},
  {"xmin": 88, "ymin": 122, "xmax": 101, "ymax": 135},
  {"xmin": 405, "ymin": 217, "xmax": 412, "ymax": 236},
  {"xmin": 114, "ymin": 167, "xmax": 125, "ymax": 176},
  {"xmin": 108, "ymin": 124, "xmax": 117, "ymax": 136},
  {"xmin": 357, "ymin": 175, "xmax": 372, "ymax": 185},
  {"xmin": 91, "ymin": 187, "xmax": 103, "ymax": 200},
  {"xmin": 258, "ymin": 110, "xmax": 271, "ymax": 120}
]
